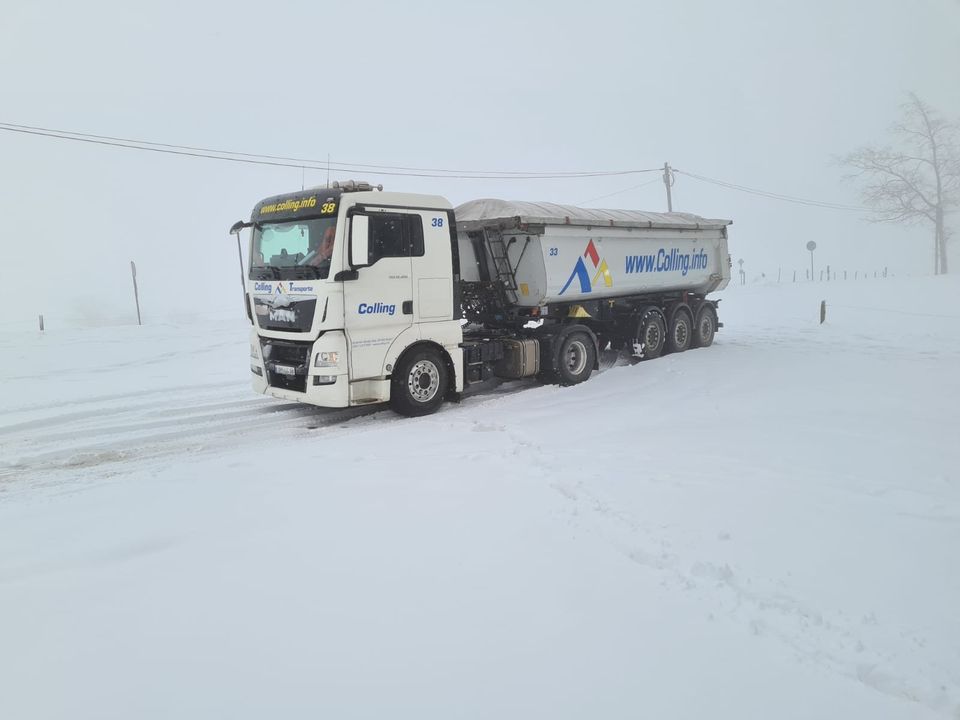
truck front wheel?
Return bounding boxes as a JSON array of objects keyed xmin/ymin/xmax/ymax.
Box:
[
  {"xmin": 390, "ymin": 347, "xmax": 448, "ymax": 417},
  {"xmin": 556, "ymin": 330, "xmax": 596, "ymax": 386}
]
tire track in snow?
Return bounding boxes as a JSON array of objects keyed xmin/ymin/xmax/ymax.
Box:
[
  {"xmin": 1, "ymin": 380, "xmax": 241, "ymax": 417},
  {"xmin": 0, "ymin": 349, "xmax": 631, "ymax": 489},
  {"xmin": 0, "ymin": 382, "xmax": 374, "ymax": 486},
  {"xmin": 428, "ymin": 407, "xmax": 959, "ymax": 718},
  {"xmin": 541, "ymin": 467, "xmax": 959, "ymax": 717}
]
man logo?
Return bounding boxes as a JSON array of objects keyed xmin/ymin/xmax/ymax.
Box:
[{"xmin": 268, "ymin": 308, "xmax": 296, "ymax": 323}]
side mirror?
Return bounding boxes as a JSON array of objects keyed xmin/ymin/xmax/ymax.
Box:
[
  {"xmin": 229, "ymin": 220, "xmax": 249, "ymax": 235},
  {"xmin": 350, "ymin": 215, "xmax": 370, "ymax": 268}
]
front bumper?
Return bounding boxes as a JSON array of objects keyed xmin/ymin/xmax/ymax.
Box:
[{"xmin": 250, "ymin": 329, "xmax": 349, "ymax": 407}]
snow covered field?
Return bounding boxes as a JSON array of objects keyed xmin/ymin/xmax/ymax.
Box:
[{"xmin": 1, "ymin": 276, "xmax": 958, "ymax": 719}]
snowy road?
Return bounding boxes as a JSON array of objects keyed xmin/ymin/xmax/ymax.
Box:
[
  {"xmin": 1, "ymin": 380, "xmax": 375, "ymax": 485},
  {"xmin": 1, "ymin": 277, "xmax": 958, "ymax": 719},
  {"xmin": 0, "ymin": 321, "xmax": 611, "ymax": 488},
  {"xmin": 0, "ymin": 320, "xmax": 395, "ymax": 488}
]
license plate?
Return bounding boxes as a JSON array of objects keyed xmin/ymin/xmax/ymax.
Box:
[{"xmin": 274, "ymin": 364, "xmax": 296, "ymax": 376}]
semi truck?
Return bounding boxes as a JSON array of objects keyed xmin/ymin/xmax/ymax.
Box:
[{"xmin": 230, "ymin": 181, "xmax": 732, "ymax": 416}]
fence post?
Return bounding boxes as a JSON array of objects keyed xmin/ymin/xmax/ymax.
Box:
[
  {"xmin": 130, "ymin": 261, "xmax": 142, "ymax": 326},
  {"xmin": 820, "ymin": 301, "xmax": 826, "ymax": 325},
  {"xmin": 39, "ymin": 314, "xmax": 44, "ymax": 332}
]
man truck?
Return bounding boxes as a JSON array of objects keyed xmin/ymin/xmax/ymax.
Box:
[{"xmin": 231, "ymin": 181, "xmax": 731, "ymax": 416}]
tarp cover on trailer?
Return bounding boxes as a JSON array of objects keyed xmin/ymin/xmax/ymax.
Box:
[{"xmin": 455, "ymin": 199, "xmax": 732, "ymax": 232}]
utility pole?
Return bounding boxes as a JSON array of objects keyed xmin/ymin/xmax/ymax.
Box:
[{"xmin": 662, "ymin": 162, "xmax": 674, "ymax": 212}]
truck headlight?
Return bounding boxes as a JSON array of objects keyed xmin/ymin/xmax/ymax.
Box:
[
  {"xmin": 313, "ymin": 375, "xmax": 337, "ymax": 385},
  {"xmin": 250, "ymin": 342, "xmax": 259, "ymax": 359},
  {"xmin": 315, "ymin": 351, "xmax": 340, "ymax": 368}
]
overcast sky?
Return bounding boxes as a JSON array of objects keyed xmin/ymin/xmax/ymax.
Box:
[{"xmin": 1, "ymin": 0, "xmax": 957, "ymax": 327}]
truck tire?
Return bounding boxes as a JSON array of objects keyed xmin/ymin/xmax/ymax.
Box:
[
  {"xmin": 666, "ymin": 307, "xmax": 693, "ymax": 354},
  {"xmin": 555, "ymin": 330, "xmax": 596, "ymax": 386},
  {"xmin": 634, "ymin": 308, "xmax": 666, "ymax": 360},
  {"xmin": 389, "ymin": 347, "xmax": 448, "ymax": 417},
  {"xmin": 692, "ymin": 305, "xmax": 717, "ymax": 348}
]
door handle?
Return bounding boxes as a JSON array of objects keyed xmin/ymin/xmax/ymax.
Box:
[{"xmin": 402, "ymin": 301, "xmax": 413, "ymax": 315}]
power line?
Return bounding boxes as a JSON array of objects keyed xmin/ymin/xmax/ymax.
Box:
[
  {"xmin": 0, "ymin": 121, "xmax": 661, "ymax": 180},
  {"xmin": 0, "ymin": 120, "xmax": 874, "ymax": 206},
  {"xmin": 0, "ymin": 125, "xmax": 328, "ymax": 173},
  {"xmin": 577, "ymin": 178, "xmax": 661, "ymax": 205},
  {"xmin": 674, "ymin": 169, "xmax": 866, "ymax": 211}
]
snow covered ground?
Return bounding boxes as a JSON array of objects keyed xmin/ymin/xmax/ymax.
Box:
[{"xmin": 1, "ymin": 276, "xmax": 958, "ymax": 719}]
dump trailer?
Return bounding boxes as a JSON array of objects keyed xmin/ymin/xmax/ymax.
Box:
[{"xmin": 232, "ymin": 182, "xmax": 731, "ymax": 416}]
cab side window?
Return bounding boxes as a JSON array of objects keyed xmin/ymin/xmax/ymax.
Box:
[{"xmin": 368, "ymin": 213, "xmax": 424, "ymax": 264}]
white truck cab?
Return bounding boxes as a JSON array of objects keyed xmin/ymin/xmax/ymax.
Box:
[{"xmin": 241, "ymin": 183, "xmax": 465, "ymax": 415}]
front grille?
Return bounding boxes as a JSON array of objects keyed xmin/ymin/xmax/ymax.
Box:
[
  {"xmin": 253, "ymin": 297, "xmax": 317, "ymax": 333},
  {"xmin": 262, "ymin": 339, "xmax": 311, "ymax": 393}
]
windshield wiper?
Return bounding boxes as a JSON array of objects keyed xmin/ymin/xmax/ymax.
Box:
[
  {"xmin": 251, "ymin": 265, "xmax": 282, "ymax": 279},
  {"xmin": 288, "ymin": 264, "xmax": 323, "ymax": 279}
]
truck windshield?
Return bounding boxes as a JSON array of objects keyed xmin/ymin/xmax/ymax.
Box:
[{"xmin": 250, "ymin": 217, "xmax": 337, "ymax": 280}]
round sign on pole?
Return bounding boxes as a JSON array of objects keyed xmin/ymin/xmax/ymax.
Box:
[{"xmin": 806, "ymin": 241, "xmax": 817, "ymax": 252}]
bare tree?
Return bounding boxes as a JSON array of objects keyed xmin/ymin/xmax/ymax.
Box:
[{"xmin": 842, "ymin": 94, "xmax": 959, "ymax": 274}]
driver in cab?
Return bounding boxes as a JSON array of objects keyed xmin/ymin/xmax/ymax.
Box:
[{"xmin": 304, "ymin": 226, "xmax": 335, "ymax": 277}]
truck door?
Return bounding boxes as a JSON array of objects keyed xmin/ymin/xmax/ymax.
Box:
[
  {"xmin": 411, "ymin": 210, "xmax": 455, "ymax": 323},
  {"xmin": 342, "ymin": 210, "xmax": 418, "ymax": 380}
]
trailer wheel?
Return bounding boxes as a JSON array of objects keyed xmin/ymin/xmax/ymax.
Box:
[
  {"xmin": 389, "ymin": 347, "xmax": 448, "ymax": 417},
  {"xmin": 693, "ymin": 305, "xmax": 717, "ymax": 348},
  {"xmin": 666, "ymin": 308, "xmax": 693, "ymax": 354},
  {"xmin": 556, "ymin": 330, "xmax": 596, "ymax": 386},
  {"xmin": 634, "ymin": 309, "xmax": 666, "ymax": 360}
]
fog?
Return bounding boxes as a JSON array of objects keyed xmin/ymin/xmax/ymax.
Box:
[{"xmin": 1, "ymin": 0, "xmax": 957, "ymax": 328}]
